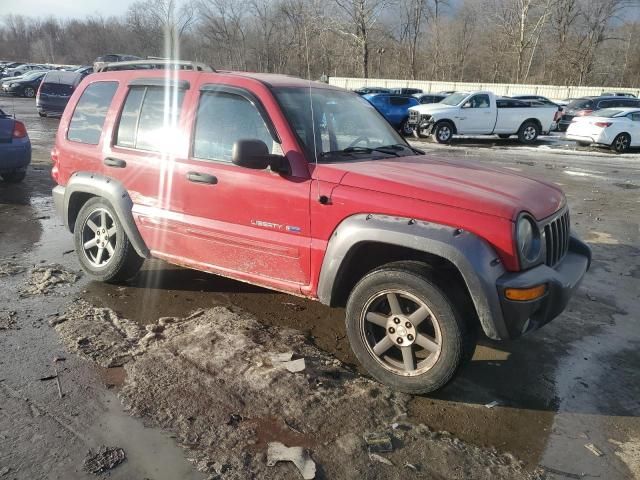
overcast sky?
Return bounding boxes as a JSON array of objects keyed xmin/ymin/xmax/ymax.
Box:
[{"xmin": 4, "ymin": 0, "xmax": 136, "ymax": 18}]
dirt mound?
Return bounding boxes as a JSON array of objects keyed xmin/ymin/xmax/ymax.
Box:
[
  {"xmin": 54, "ymin": 300, "xmax": 146, "ymax": 367},
  {"xmin": 120, "ymin": 307, "xmax": 543, "ymax": 479},
  {"xmin": 21, "ymin": 264, "xmax": 79, "ymax": 296},
  {"xmin": 56, "ymin": 302, "xmax": 544, "ymax": 479}
]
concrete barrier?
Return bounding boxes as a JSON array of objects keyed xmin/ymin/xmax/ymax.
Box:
[{"xmin": 328, "ymin": 77, "xmax": 640, "ymax": 101}]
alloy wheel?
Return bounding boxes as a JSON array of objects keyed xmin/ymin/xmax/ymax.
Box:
[
  {"xmin": 360, "ymin": 289, "xmax": 442, "ymax": 376},
  {"xmin": 81, "ymin": 208, "xmax": 117, "ymax": 268}
]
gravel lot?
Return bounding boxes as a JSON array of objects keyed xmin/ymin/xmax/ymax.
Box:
[{"xmin": 1, "ymin": 96, "xmax": 639, "ymax": 479}]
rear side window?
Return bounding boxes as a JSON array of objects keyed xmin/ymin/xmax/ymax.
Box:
[
  {"xmin": 389, "ymin": 96, "xmax": 410, "ymax": 106},
  {"xmin": 630, "ymin": 113, "xmax": 640, "ymax": 121},
  {"xmin": 115, "ymin": 86, "xmax": 184, "ymax": 152},
  {"xmin": 41, "ymin": 83, "xmax": 75, "ymax": 95},
  {"xmin": 193, "ymin": 91, "xmax": 274, "ymax": 162},
  {"xmin": 67, "ymin": 81, "xmax": 118, "ymax": 145}
]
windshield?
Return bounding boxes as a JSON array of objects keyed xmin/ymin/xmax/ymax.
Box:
[
  {"xmin": 440, "ymin": 92, "xmax": 469, "ymax": 106},
  {"xmin": 21, "ymin": 71, "xmax": 44, "ymax": 80},
  {"xmin": 567, "ymin": 99, "xmax": 594, "ymax": 110},
  {"xmin": 273, "ymin": 87, "xmax": 416, "ymax": 162},
  {"xmin": 594, "ymin": 109, "xmax": 624, "ymax": 118}
]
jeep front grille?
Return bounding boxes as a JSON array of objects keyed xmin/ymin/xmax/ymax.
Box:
[
  {"xmin": 544, "ymin": 209, "xmax": 570, "ymax": 267},
  {"xmin": 409, "ymin": 110, "xmax": 419, "ymax": 122}
]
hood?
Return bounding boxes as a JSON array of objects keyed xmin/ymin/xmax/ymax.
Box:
[
  {"xmin": 410, "ymin": 103, "xmax": 458, "ymax": 114},
  {"xmin": 319, "ymin": 156, "xmax": 564, "ymax": 221}
]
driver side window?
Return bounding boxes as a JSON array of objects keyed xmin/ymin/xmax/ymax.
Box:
[
  {"xmin": 193, "ymin": 91, "xmax": 276, "ymax": 163},
  {"xmin": 468, "ymin": 95, "xmax": 490, "ymax": 108}
]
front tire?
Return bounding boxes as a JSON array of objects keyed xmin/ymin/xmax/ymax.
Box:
[
  {"xmin": 517, "ymin": 121, "xmax": 540, "ymax": 144},
  {"xmin": 399, "ymin": 120, "xmax": 413, "ymax": 137},
  {"xmin": 432, "ymin": 121, "xmax": 454, "ymax": 144},
  {"xmin": 345, "ymin": 262, "xmax": 473, "ymax": 394},
  {"xmin": 74, "ymin": 197, "xmax": 144, "ymax": 283},
  {"xmin": 612, "ymin": 133, "xmax": 631, "ymax": 153},
  {"xmin": 576, "ymin": 141, "xmax": 591, "ymax": 147},
  {"xmin": 1, "ymin": 170, "xmax": 26, "ymax": 183}
]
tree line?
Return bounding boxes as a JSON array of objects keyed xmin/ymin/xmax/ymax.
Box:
[{"xmin": 1, "ymin": 0, "xmax": 639, "ymax": 87}]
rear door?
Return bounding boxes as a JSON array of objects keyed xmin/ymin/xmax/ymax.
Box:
[
  {"xmin": 166, "ymin": 84, "xmax": 312, "ymax": 291},
  {"xmin": 103, "ymin": 78, "xmax": 188, "ymax": 255},
  {"xmin": 458, "ymin": 94, "xmax": 494, "ymax": 133},
  {"xmin": 388, "ymin": 96, "xmax": 412, "ymax": 127}
]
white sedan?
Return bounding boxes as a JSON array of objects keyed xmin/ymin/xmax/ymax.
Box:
[{"xmin": 566, "ymin": 107, "xmax": 640, "ymax": 153}]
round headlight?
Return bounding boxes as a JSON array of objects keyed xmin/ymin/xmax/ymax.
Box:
[{"xmin": 517, "ymin": 216, "xmax": 540, "ymax": 263}]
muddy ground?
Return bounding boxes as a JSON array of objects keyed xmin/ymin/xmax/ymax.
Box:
[{"xmin": 0, "ymin": 96, "xmax": 639, "ymax": 479}]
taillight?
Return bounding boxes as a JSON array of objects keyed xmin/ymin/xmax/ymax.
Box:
[
  {"xmin": 577, "ymin": 109, "xmax": 593, "ymax": 116},
  {"xmin": 593, "ymin": 122, "xmax": 612, "ymax": 128},
  {"xmin": 12, "ymin": 121, "xmax": 27, "ymax": 138},
  {"xmin": 36, "ymin": 83, "xmax": 42, "ymax": 101}
]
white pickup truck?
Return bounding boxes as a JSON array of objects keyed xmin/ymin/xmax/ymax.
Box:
[{"xmin": 407, "ymin": 91, "xmax": 557, "ymax": 144}]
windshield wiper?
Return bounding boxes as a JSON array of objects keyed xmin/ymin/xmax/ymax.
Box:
[
  {"xmin": 319, "ymin": 146, "xmax": 400, "ymax": 158},
  {"xmin": 376, "ymin": 143, "xmax": 424, "ymax": 155}
]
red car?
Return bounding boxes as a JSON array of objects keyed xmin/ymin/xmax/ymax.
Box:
[{"xmin": 52, "ymin": 65, "xmax": 591, "ymax": 393}]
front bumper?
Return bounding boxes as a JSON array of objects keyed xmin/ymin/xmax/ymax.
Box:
[{"xmin": 495, "ymin": 236, "xmax": 591, "ymax": 338}]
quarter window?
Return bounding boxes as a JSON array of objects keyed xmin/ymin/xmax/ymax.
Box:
[
  {"xmin": 630, "ymin": 113, "xmax": 640, "ymax": 121},
  {"xmin": 193, "ymin": 91, "xmax": 275, "ymax": 162},
  {"xmin": 67, "ymin": 81, "xmax": 118, "ymax": 145},
  {"xmin": 115, "ymin": 86, "xmax": 184, "ymax": 152}
]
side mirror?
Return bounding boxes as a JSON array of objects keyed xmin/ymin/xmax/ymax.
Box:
[{"xmin": 232, "ymin": 139, "xmax": 288, "ymax": 174}]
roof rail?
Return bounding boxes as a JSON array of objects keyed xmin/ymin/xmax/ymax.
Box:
[{"xmin": 95, "ymin": 60, "xmax": 215, "ymax": 73}]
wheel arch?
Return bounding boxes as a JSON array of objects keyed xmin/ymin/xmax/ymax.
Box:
[
  {"xmin": 435, "ymin": 118, "xmax": 457, "ymax": 134},
  {"xmin": 519, "ymin": 117, "xmax": 542, "ymax": 133},
  {"xmin": 317, "ymin": 214, "xmax": 509, "ymax": 340},
  {"xmin": 60, "ymin": 172, "xmax": 150, "ymax": 258}
]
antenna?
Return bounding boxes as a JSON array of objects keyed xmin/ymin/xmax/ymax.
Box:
[{"xmin": 303, "ymin": 22, "xmax": 322, "ymax": 204}]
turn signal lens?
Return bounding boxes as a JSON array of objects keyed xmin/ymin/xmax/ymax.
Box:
[
  {"xmin": 505, "ymin": 284, "xmax": 547, "ymax": 301},
  {"xmin": 593, "ymin": 122, "xmax": 612, "ymax": 128}
]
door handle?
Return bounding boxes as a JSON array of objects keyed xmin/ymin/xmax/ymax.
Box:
[
  {"xmin": 187, "ymin": 172, "xmax": 218, "ymax": 185},
  {"xmin": 104, "ymin": 157, "xmax": 126, "ymax": 168}
]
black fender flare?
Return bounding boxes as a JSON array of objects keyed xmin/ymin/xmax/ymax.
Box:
[
  {"xmin": 53, "ymin": 172, "xmax": 151, "ymax": 258},
  {"xmin": 316, "ymin": 214, "xmax": 508, "ymax": 340}
]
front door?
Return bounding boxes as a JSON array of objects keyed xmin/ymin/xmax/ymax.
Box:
[
  {"xmin": 458, "ymin": 94, "xmax": 493, "ymax": 134},
  {"xmin": 167, "ymin": 86, "xmax": 312, "ymax": 292}
]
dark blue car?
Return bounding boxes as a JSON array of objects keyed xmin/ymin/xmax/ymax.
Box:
[
  {"xmin": 37, "ymin": 71, "xmax": 83, "ymax": 118},
  {"xmin": 362, "ymin": 93, "xmax": 419, "ymax": 135},
  {"xmin": 0, "ymin": 108, "xmax": 31, "ymax": 183}
]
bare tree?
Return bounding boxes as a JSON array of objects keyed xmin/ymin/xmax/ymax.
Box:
[{"xmin": 333, "ymin": 0, "xmax": 392, "ymax": 78}]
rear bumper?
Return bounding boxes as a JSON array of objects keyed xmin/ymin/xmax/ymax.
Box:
[
  {"xmin": 495, "ymin": 236, "xmax": 591, "ymax": 339},
  {"xmin": 0, "ymin": 141, "xmax": 31, "ymax": 172},
  {"xmin": 566, "ymin": 131, "xmax": 612, "ymax": 146}
]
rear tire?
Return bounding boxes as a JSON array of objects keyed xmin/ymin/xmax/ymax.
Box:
[
  {"xmin": 517, "ymin": 121, "xmax": 540, "ymax": 144},
  {"xmin": 432, "ymin": 121, "xmax": 454, "ymax": 144},
  {"xmin": 345, "ymin": 261, "xmax": 474, "ymax": 394},
  {"xmin": 576, "ymin": 141, "xmax": 591, "ymax": 147},
  {"xmin": 1, "ymin": 171, "xmax": 26, "ymax": 183},
  {"xmin": 23, "ymin": 87, "xmax": 35, "ymax": 98},
  {"xmin": 611, "ymin": 133, "xmax": 631, "ymax": 153},
  {"xmin": 74, "ymin": 197, "xmax": 144, "ymax": 283},
  {"xmin": 498, "ymin": 134, "xmax": 511, "ymax": 139}
]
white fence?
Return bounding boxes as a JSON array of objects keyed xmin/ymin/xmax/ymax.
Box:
[{"xmin": 328, "ymin": 77, "xmax": 640, "ymax": 100}]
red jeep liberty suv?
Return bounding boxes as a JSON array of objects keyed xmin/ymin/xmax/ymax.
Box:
[{"xmin": 52, "ymin": 65, "xmax": 591, "ymax": 393}]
